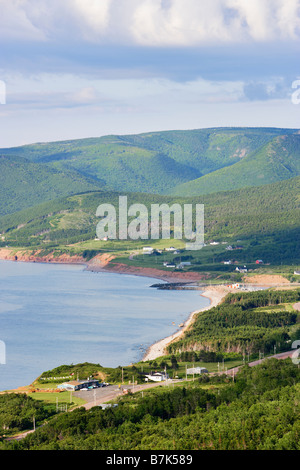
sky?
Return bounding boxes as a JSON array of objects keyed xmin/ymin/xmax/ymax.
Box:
[{"xmin": 0, "ymin": 0, "xmax": 300, "ymax": 147}]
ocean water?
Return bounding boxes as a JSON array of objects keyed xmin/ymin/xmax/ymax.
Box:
[{"xmin": 0, "ymin": 260, "xmax": 210, "ymax": 391}]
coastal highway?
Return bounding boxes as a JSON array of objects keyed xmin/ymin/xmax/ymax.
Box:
[
  {"xmin": 224, "ymin": 350, "xmax": 298, "ymax": 377},
  {"xmin": 5, "ymin": 350, "xmax": 298, "ymax": 441},
  {"xmin": 75, "ymin": 349, "xmax": 298, "ymax": 409},
  {"xmin": 74, "ymin": 380, "xmax": 183, "ymax": 410}
]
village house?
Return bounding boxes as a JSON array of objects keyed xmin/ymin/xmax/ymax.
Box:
[
  {"xmin": 145, "ymin": 372, "xmax": 169, "ymax": 382},
  {"xmin": 58, "ymin": 379, "xmax": 100, "ymax": 391}
]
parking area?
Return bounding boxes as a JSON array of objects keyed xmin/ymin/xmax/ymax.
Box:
[{"xmin": 74, "ymin": 384, "xmax": 122, "ymax": 409}]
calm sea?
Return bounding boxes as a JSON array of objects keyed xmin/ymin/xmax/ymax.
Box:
[{"xmin": 0, "ymin": 260, "xmax": 209, "ymax": 391}]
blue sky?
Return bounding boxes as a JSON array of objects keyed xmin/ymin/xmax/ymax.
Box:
[{"xmin": 0, "ymin": 0, "xmax": 300, "ymax": 147}]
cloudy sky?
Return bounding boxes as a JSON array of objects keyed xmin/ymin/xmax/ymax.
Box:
[{"xmin": 0, "ymin": 0, "xmax": 300, "ymax": 147}]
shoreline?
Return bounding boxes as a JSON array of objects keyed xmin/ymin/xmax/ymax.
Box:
[
  {"xmin": 0, "ymin": 251, "xmax": 296, "ymax": 370},
  {"xmin": 142, "ymin": 285, "xmax": 229, "ymax": 362}
]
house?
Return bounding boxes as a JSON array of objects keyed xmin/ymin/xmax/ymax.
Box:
[
  {"xmin": 165, "ymin": 247, "xmax": 176, "ymax": 252},
  {"xmin": 294, "ymin": 270, "xmax": 300, "ymax": 275},
  {"xmin": 223, "ymin": 260, "xmax": 232, "ymax": 265},
  {"xmin": 164, "ymin": 263, "xmax": 176, "ymax": 268},
  {"xmin": 58, "ymin": 379, "xmax": 100, "ymax": 391},
  {"xmin": 236, "ymin": 266, "xmax": 247, "ymax": 273},
  {"xmin": 143, "ymin": 246, "xmax": 154, "ymax": 254},
  {"xmin": 226, "ymin": 245, "xmax": 233, "ymax": 251},
  {"xmin": 145, "ymin": 372, "xmax": 169, "ymax": 382},
  {"xmin": 177, "ymin": 262, "xmax": 191, "ymax": 269},
  {"xmin": 256, "ymin": 260, "xmax": 264, "ymax": 265},
  {"xmin": 186, "ymin": 367, "xmax": 208, "ymax": 375}
]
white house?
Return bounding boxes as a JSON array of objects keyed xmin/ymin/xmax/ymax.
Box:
[
  {"xmin": 294, "ymin": 270, "xmax": 300, "ymax": 275},
  {"xmin": 143, "ymin": 246, "xmax": 154, "ymax": 254},
  {"xmin": 176, "ymin": 261, "xmax": 191, "ymax": 268},
  {"xmin": 236, "ymin": 266, "xmax": 248, "ymax": 273},
  {"xmin": 145, "ymin": 372, "xmax": 169, "ymax": 382}
]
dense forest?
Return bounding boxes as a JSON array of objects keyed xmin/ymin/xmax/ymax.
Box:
[
  {"xmin": 167, "ymin": 289, "xmax": 300, "ymax": 355},
  {"xmin": 1, "ymin": 359, "xmax": 299, "ymax": 450},
  {"xmin": 1, "ymin": 127, "xmax": 300, "ymax": 218},
  {"xmin": 1, "ymin": 175, "xmax": 299, "ymax": 267}
]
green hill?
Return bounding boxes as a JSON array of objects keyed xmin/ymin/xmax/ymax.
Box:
[
  {"xmin": 1, "ymin": 175, "xmax": 299, "ymax": 264},
  {"xmin": 0, "ymin": 155, "xmax": 102, "ymax": 216},
  {"xmin": 172, "ymin": 133, "xmax": 300, "ymax": 196},
  {"xmin": 1, "ymin": 127, "xmax": 298, "ymax": 206}
]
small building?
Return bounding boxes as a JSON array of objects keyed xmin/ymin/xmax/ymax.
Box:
[
  {"xmin": 294, "ymin": 270, "xmax": 300, "ymax": 275},
  {"xmin": 58, "ymin": 379, "xmax": 100, "ymax": 391},
  {"xmin": 223, "ymin": 260, "xmax": 232, "ymax": 265},
  {"xmin": 143, "ymin": 246, "xmax": 154, "ymax": 254},
  {"xmin": 186, "ymin": 367, "xmax": 208, "ymax": 375},
  {"xmin": 165, "ymin": 247, "xmax": 176, "ymax": 252},
  {"xmin": 145, "ymin": 372, "xmax": 169, "ymax": 382},
  {"xmin": 176, "ymin": 262, "xmax": 191, "ymax": 269},
  {"xmin": 256, "ymin": 260, "xmax": 264, "ymax": 265},
  {"xmin": 236, "ymin": 266, "xmax": 247, "ymax": 273}
]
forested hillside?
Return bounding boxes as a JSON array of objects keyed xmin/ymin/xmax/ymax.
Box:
[
  {"xmin": 1, "ymin": 176, "xmax": 299, "ymax": 265},
  {"xmin": 0, "ymin": 155, "xmax": 102, "ymax": 216},
  {"xmin": 1, "ymin": 127, "xmax": 299, "ymax": 215},
  {"xmin": 172, "ymin": 133, "xmax": 300, "ymax": 196},
  {"xmin": 1, "ymin": 359, "xmax": 299, "ymax": 450},
  {"xmin": 167, "ymin": 289, "xmax": 300, "ymax": 355}
]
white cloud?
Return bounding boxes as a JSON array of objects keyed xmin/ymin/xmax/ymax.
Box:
[
  {"xmin": 228, "ymin": 0, "xmax": 300, "ymax": 41},
  {"xmin": 71, "ymin": 0, "xmax": 111, "ymax": 39},
  {"xmin": 0, "ymin": 0, "xmax": 46, "ymax": 41},
  {"xmin": 0, "ymin": 0, "xmax": 299, "ymax": 45}
]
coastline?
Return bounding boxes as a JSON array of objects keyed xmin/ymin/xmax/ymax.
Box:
[
  {"xmin": 142, "ymin": 285, "xmax": 229, "ymax": 362},
  {"xmin": 0, "ymin": 249, "xmax": 207, "ymax": 283},
  {"xmin": 1, "ymin": 251, "xmax": 294, "ymax": 368}
]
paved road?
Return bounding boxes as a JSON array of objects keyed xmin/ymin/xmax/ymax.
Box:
[
  {"xmin": 75, "ymin": 350, "xmax": 299, "ymax": 407},
  {"xmin": 6, "ymin": 350, "xmax": 298, "ymax": 440},
  {"xmin": 75, "ymin": 380, "xmax": 183, "ymax": 410},
  {"xmin": 224, "ymin": 350, "xmax": 296, "ymax": 377}
]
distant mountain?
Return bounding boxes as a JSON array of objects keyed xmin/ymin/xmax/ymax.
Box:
[
  {"xmin": 0, "ymin": 155, "xmax": 102, "ymax": 216},
  {"xmin": 171, "ymin": 133, "xmax": 300, "ymax": 196},
  {"xmin": 1, "ymin": 127, "xmax": 299, "ymax": 216}
]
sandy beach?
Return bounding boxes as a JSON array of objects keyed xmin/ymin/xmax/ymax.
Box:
[{"xmin": 142, "ymin": 285, "xmax": 229, "ymax": 362}]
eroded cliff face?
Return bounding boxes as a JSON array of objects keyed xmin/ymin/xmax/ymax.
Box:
[{"xmin": 0, "ymin": 248, "xmax": 86, "ymax": 265}]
